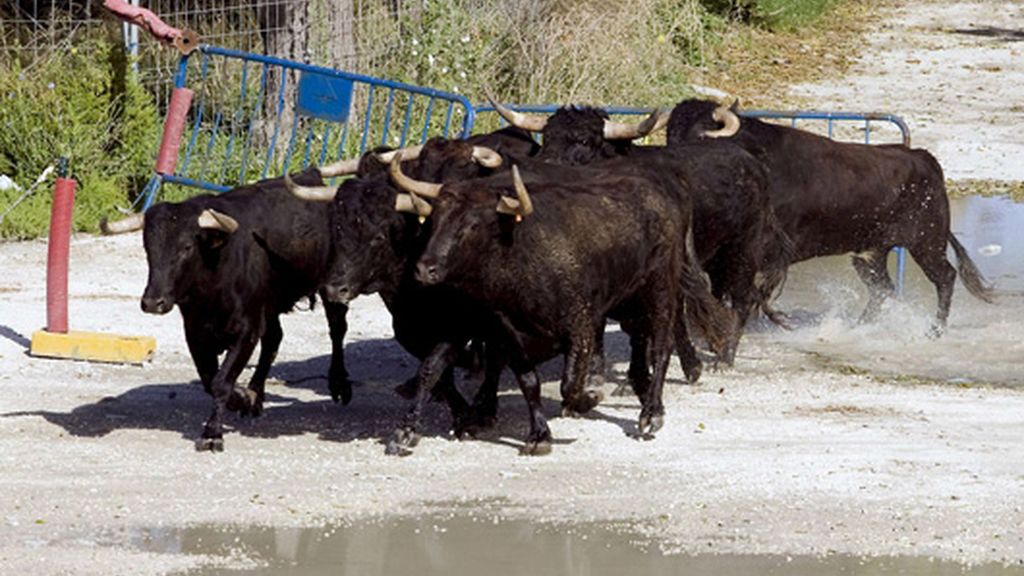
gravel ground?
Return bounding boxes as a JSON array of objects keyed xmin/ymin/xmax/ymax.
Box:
[{"xmin": 3, "ymin": 1, "xmax": 1024, "ymax": 572}]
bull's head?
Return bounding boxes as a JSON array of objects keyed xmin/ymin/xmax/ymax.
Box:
[
  {"xmin": 666, "ymin": 98, "xmax": 742, "ymax": 145},
  {"xmin": 491, "ymin": 99, "xmax": 667, "ymax": 166},
  {"xmin": 140, "ymin": 202, "xmax": 239, "ymax": 315},
  {"xmin": 414, "ymin": 166, "xmax": 533, "ymax": 287}
]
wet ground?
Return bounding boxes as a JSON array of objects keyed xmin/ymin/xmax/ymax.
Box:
[
  {"xmin": 1, "ymin": 195, "xmax": 1023, "ymax": 574},
  {"xmin": 764, "ymin": 195, "xmax": 1024, "ymax": 388},
  {"xmin": 125, "ymin": 516, "xmax": 1024, "ymax": 575}
]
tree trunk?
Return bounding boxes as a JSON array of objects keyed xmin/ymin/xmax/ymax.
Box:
[{"xmin": 257, "ymin": 0, "xmax": 357, "ymax": 168}]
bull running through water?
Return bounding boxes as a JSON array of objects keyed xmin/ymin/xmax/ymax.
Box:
[{"xmin": 666, "ymin": 98, "xmax": 994, "ymax": 334}]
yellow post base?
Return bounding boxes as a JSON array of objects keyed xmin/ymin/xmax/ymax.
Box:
[{"xmin": 30, "ymin": 330, "xmax": 156, "ymax": 364}]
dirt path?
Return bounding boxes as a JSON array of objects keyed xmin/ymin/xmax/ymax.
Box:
[{"xmin": 790, "ymin": 0, "xmax": 1024, "ymax": 182}]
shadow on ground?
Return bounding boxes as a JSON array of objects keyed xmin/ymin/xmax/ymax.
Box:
[{"xmin": 2, "ymin": 333, "xmax": 654, "ymax": 453}]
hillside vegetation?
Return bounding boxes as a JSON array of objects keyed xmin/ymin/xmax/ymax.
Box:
[{"xmin": 0, "ymin": 0, "xmax": 874, "ymax": 238}]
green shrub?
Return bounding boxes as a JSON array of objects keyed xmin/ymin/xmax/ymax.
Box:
[
  {"xmin": 0, "ymin": 33, "xmax": 160, "ymax": 239},
  {"xmin": 700, "ymin": 0, "xmax": 838, "ymax": 31}
]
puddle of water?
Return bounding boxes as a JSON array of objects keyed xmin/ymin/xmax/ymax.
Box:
[
  {"xmin": 756, "ymin": 195, "xmax": 1024, "ymax": 387},
  {"xmin": 949, "ymin": 195, "xmax": 1024, "ymax": 293},
  {"xmin": 126, "ymin": 516, "xmax": 1024, "ymax": 576}
]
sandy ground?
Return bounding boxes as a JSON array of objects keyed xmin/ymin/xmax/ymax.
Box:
[
  {"xmin": 1, "ymin": 227, "xmax": 1023, "ymax": 574},
  {"xmin": 790, "ymin": 0, "xmax": 1024, "ymax": 181},
  {"xmin": 3, "ymin": 1, "xmax": 1024, "ymax": 573}
]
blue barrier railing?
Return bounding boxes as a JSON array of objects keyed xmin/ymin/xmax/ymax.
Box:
[{"xmin": 138, "ymin": 44, "xmax": 475, "ymax": 208}]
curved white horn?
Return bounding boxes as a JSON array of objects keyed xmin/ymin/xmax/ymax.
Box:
[
  {"xmin": 285, "ymin": 173, "xmax": 337, "ymax": 202},
  {"xmin": 702, "ymin": 105, "xmax": 741, "ymax": 138},
  {"xmin": 197, "ymin": 208, "xmax": 239, "ymax": 233},
  {"xmin": 490, "ymin": 97, "xmax": 548, "ymax": 132},
  {"xmin": 388, "ymin": 151, "xmax": 443, "ymax": 199},
  {"xmin": 375, "ymin": 144, "xmax": 424, "ymax": 165},
  {"xmin": 471, "ymin": 146, "xmax": 503, "ymax": 168},
  {"xmin": 496, "ymin": 165, "xmax": 533, "ymax": 218},
  {"xmin": 318, "ymin": 157, "xmax": 361, "ymax": 178},
  {"xmin": 602, "ymin": 108, "xmax": 665, "ymax": 140},
  {"xmin": 99, "ymin": 212, "xmax": 144, "ymax": 235}
]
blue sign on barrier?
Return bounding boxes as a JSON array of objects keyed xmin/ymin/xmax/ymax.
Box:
[{"xmin": 297, "ymin": 71, "xmax": 353, "ymax": 123}]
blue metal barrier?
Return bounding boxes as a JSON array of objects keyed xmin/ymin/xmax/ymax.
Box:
[{"xmin": 138, "ymin": 44, "xmax": 475, "ymax": 208}]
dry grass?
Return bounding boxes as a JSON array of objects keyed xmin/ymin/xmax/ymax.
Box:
[{"xmin": 694, "ymin": 0, "xmax": 896, "ymax": 108}]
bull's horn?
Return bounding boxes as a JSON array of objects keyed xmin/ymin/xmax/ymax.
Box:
[
  {"xmin": 197, "ymin": 208, "xmax": 239, "ymax": 233},
  {"xmin": 375, "ymin": 144, "xmax": 424, "ymax": 165},
  {"xmin": 471, "ymin": 146, "xmax": 503, "ymax": 168},
  {"xmin": 388, "ymin": 151, "xmax": 443, "ymax": 199},
  {"xmin": 489, "ymin": 97, "xmax": 548, "ymax": 132},
  {"xmin": 602, "ymin": 107, "xmax": 666, "ymax": 140},
  {"xmin": 318, "ymin": 157, "xmax": 361, "ymax": 178},
  {"xmin": 394, "ymin": 193, "xmax": 432, "ymax": 218},
  {"xmin": 702, "ymin": 104, "xmax": 741, "ymax": 138},
  {"xmin": 99, "ymin": 212, "xmax": 144, "ymax": 235},
  {"xmin": 496, "ymin": 165, "xmax": 533, "ymax": 218},
  {"xmin": 285, "ymin": 173, "xmax": 337, "ymax": 202}
]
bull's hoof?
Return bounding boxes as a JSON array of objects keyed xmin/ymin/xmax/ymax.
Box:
[
  {"xmin": 682, "ymin": 361, "xmax": 703, "ymax": 384},
  {"xmin": 195, "ymin": 437, "xmax": 224, "ymax": 452},
  {"xmin": 384, "ymin": 427, "xmax": 420, "ymax": 456},
  {"xmin": 520, "ymin": 439, "xmax": 553, "ymax": 456},
  {"xmin": 638, "ymin": 409, "xmax": 664, "ymax": 438},
  {"xmin": 329, "ymin": 378, "xmax": 354, "ymax": 406},
  {"xmin": 561, "ymin": 389, "xmax": 603, "ymax": 417},
  {"xmin": 227, "ymin": 388, "xmax": 259, "ymax": 416},
  {"xmin": 928, "ymin": 323, "xmax": 946, "ymax": 339}
]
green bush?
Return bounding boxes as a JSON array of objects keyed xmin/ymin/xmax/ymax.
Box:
[
  {"xmin": 700, "ymin": 0, "xmax": 838, "ymax": 31},
  {"xmin": 0, "ymin": 33, "xmax": 160, "ymax": 239}
]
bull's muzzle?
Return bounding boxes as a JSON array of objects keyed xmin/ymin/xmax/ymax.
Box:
[
  {"xmin": 321, "ymin": 284, "xmax": 352, "ymax": 305},
  {"xmin": 415, "ymin": 260, "xmax": 442, "ymax": 286},
  {"xmin": 141, "ymin": 295, "xmax": 173, "ymax": 315}
]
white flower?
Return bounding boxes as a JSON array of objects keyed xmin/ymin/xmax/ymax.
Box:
[
  {"xmin": 428, "ymin": 54, "xmax": 436, "ymax": 66},
  {"xmin": 461, "ymin": 35, "xmax": 471, "ymax": 43},
  {"xmin": 441, "ymin": 66, "xmax": 449, "ymax": 74},
  {"xmin": 459, "ymin": 71, "xmax": 467, "ymax": 79},
  {"xmin": 411, "ymin": 38, "xmax": 419, "ymax": 46},
  {"xmin": 412, "ymin": 49, "xmax": 419, "ymax": 56}
]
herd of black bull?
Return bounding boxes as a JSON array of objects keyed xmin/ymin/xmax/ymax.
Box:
[{"xmin": 101, "ymin": 98, "xmax": 994, "ymax": 455}]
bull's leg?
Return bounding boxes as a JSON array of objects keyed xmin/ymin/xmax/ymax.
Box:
[
  {"xmin": 852, "ymin": 248, "xmax": 895, "ymax": 324},
  {"xmin": 907, "ymin": 242, "xmax": 957, "ymax": 336},
  {"xmin": 323, "ymin": 299, "xmax": 353, "ymax": 405},
  {"xmin": 184, "ymin": 329, "xmax": 219, "ymax": 395},
  {"xmin": 512, "ymin": 367, "xmax": 552, "ymax": 456},
  {"xmin": 673, "ymin": 314, "xmax": 703, "ymax": 384},
  {"xmin": 560, "ymin": 321, "xmax": 603, "ymax": 418},
  {"xmin": 589, "ymin": 322, "xmax": 607, "ymax": 387},
  {"xmin": 458, "ymin": 341, "xmax": 508, "ymax": 437},
  {"xmin": 385, "ymin": 342, "xmax": 464, "ymax": 456},
  {"xmin": 639, "ymin": 288, "xmax": 677, "ymax": 437},
  {"xmin": 245, "ymin": 314, "xmax": 283, "ymax": 418},
  {"xmin": 197, "ymin": 334, "xmax": 260, "ymax": 452},
  {"xmin": 613, "ymin": 317, "xmax": 651, "ymax": 397}
]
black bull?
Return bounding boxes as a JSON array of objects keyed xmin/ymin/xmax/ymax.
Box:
[
  {"xmin": 667, "ymin": 99, "xmax": 993, "ymax": 330},
  {"xmin": 103, "ymin": 168, "xmax": 352, "ymax": 451},
  {"xmin": 413, "ymin": 163, "xmax": 733, "ymax": 449}
]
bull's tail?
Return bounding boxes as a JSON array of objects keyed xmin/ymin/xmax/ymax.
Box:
[
  {"xmin": 680, "ymin": 228, "xmax": 739, "ymax": 362},
  {"xmin": 948, "ymin": 233, "xmax": 995, "ymax": 303},
  {"xmin": 756, "ymin": 209, "xmax": 796, "ymax": 324}
]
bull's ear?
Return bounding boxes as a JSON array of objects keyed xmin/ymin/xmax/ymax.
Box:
[{"xmin": 729, "ymin": 98, "xmax": 741, "ymax": 112}]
